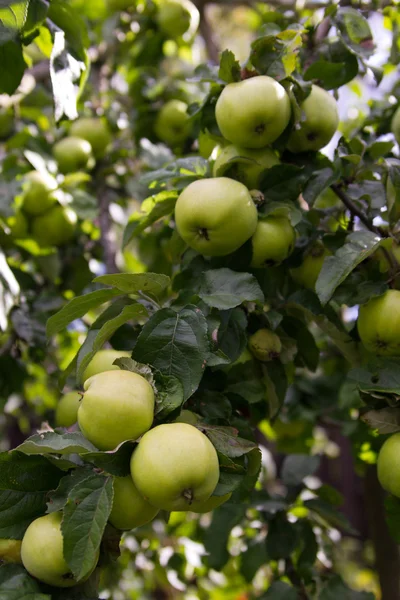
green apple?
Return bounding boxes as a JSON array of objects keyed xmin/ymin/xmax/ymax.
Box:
[
  {"xmin": 20, "ymin": 171, "xmax": 58, "ymax": 216},
  {"xmin": 82, "ymin": 349, "xmax": 132, "ymax": 383},
  {"xmin": 213, "ymin": 144, "xmax": 279, "ymax": 190},
  {"xmin": 31, "ymin": 205, "xmax": 77, "ymax": 247},
  {"xmin": 130, "ymin": 423, "xmax": 219, "ymax": 511},
  {"xmin": 0, "ymin": 107, "xmax": 14, "ymax": 139},
  {"xmin": 53, "ymin": 137, "xmax": 93, "ymax": 174},
  {"xmin": 70, "ymin": 118, "xmax": 112, "ymax": 159},
  {"xmin": 55, "ymin": 391, "xmax": 81, "ymax": 427},
  {"xmin": 0, "ymin": 539, "xmax": 22, "ymax": 563},
  {"xmin": 290, "ymin": 243, "xmax": 330, "ymax": 290},
  {"xmin": 198, "ymin": 130, "xmax": 218, "ymax": 159},
  {"xmin": 287, "ymin": 85, "xmax": 339, "ymax": 153},
  {"xmin": 175, "ymin": 177, "xmax": 258, "ymax": 256},
  {"xmin": 175, "ymin": 409, "xmax": 200, "ymax": 425},
  {"xmin": 251, "ymin": 216, "xmax": 295, "ymax": 267},
  {"xmin": 7, "ymin": 211, "xmax": 29, "ymax": 239},
  {"xmin": 78, "ymin": 370, "xmax": 155, "ymax": 450},
  {"xmin": 109, "ymin": 476, "xmax": 159, "ymax": 530},
  {"xmin": 215, "ymin": 76, "xmax": 291, "ymax": 149},
  {"xmin": 248, "ymin": 328, "xmax": 282, "ymax": 361},
  {"xmin": 21, "ymin": 512, "xmax": 98, "ymax": 587},
  {"xmin": 358, "ymin": 290, "xmax": 400, "ymax": 356},
  {"xmin": 154, "ymin": 100, "xmax": 192, "ymax": 146},
  {"xmin": 156, "ymin": 0, "xmax": 198, "ymax": 38},
  {"xmin": 189, "ymin": 492, "xmax": 232, "ymax": 513},
  {"xmin": 391, "ymin": 105, "xmax": 400, "ymax": 145},
  {"xmin": 377, "ymin": 433, "xmax": 400, "ymax": 497}
]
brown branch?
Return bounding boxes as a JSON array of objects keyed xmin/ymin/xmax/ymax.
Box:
[
  {"xmin": 98, "ymin": 187, "xmax": 118, "ymax": 274},
  {"xmin": 330, "ymin": 184, "xmax": 385, "ymax": 237},
  {"xmin": 196, "ymin": 2, "xmax": 220, "ymax": 64}
]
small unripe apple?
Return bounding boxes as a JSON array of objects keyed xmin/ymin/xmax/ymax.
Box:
[
  {"xmin": 391, "ymin": 105, "xmax": 400, "ymax": 145},
  {"xmin": 358, "ymin": 290, "xmax": 400, "ymax": 356},
  {"xmin": 378, "ymin": 433, "xmax": 400, "ymax": 497},
  {"xmin": 55, "ymin": 391, "xmax": 81, "ymax": 427},
  {"xmin": 213, "ymin": 144, "xmax": 279, "ymax": 190},
  {"xmin": 53, "ymin": 137, "xmax": 93, "ymax": 174},
  {"xmin": 215, "ymin": 76, "xmax": 291, "ymax": 149},
  {"xmin": 21, "ymin": 512, "xmax": 98, "ymax": 587},
  {"xmin": 251, "ymin": 217, "xmax": 295, "ymax": 267},
  {"xmin": 130, "ymin": 423, "xmax": 219, "ymax": 511},
  {"xmin": 78, "ymin": 370, "xmax": 155, "ymax": 450},
  {"xmin": 0, "ymin": 107, "xmax": 14, "ymax": 139},
  {"xmin": 175, "ymin": 409, "xmax": 200, "ymax": 425},
  {"xmin": 175, "ymin": 177, "xmax": 258, "ymax": 256},
  {"xmin": 290, "ymin": 242, "xmax": 330, "ymax": 290},
  {"xmin": 82, "ymin": 349, "xmax": 132, "ymax": 383},
  {"xmin": 287, "ymin": 85, "xmax": 339, "ymax": 153},
  {"xmin": 154, "ymin": 100, "xmax": 192, "ymax": 146},
  {"xmin": 189, "ymin": 492, "xmax": 232, "ymax": 513},
  {"xmin": 31, "ymin": 205, "xmax": 77, "ymax": 247},
  {"xmin": 156, "ymin": 0, "xmax": 199, "ymax": 39},
  {"xmin": 0, "ymin": 539, "xmax": 22, "ymax": 564},
  {"xmin": 20, "ymin": 171, "xmax": 58, "ymax": 216},
  {"xmin": 70, "ymin": 118, "xmax": 112, "ymax": 159},
  {"xmin": 109, "ymin": 476, "xmax": 159, "ymax": 530},
  {"xmin": 249, "ymin": 328, "xmax": 282, "ymax": 361},
  {"xmin": 6, "ymin": 211, "xmax": 29, "ymax": 239}
]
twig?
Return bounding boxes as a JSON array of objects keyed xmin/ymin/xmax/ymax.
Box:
[
  {"xmin": 330, "ymin": 184, "xmax": 385, "ymax": 237},
  {"xmin": 196, "ymin": 2, "xmax": 220, "ymax": 64}
]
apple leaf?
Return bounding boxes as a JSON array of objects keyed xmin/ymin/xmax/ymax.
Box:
[
  {"xmin": 201, "ymin": 424, "xmax": 257, "ymax": 458},
  {"xmin": 0, "ymin": 41, "xmax": 27, "ymax": 95},
  {"xmin": 47, "ymin": 469, "xmax": 94, "ymax": 514},
  {"xmin": 82, "ymin": 441, "xmax": 137, "ymax": 477},
  {"xmin": 0, "ymin": 452, "xmax": 63, "ymax": 492},
  {"xmin": 281, "ymin": 454, "xmax": 320, "ymax": 487},
  {"xmin": 62, "ymin": 473, "xmax": 113, "ymax": 582},
  {"xmin": 361, "ymin": 408, "xmax": 400, "ymax": 434},
  {"xmin": 319, "ymin": 575, "xmax": 375, "ymax": 599},
  {"xmin": 16, "ymin": 432, "xmax": 97, "ymax": 456},
  {"xmin": 199, "ymin": 268, "xmax": 264, "ymax": 310},
  {"xmin": 304, "ymin": 498, "xmax": 356, "ymax": 534},
  {"xmin": 94, "ymin": 272, "xmax": 170, "ymax": 298},
  {"xmin": 250, "ymin": 28, "xmax": 303, "ymax": 80},
  {"xmin": 153, "ymin": 373, "xmax": 184, "ymax": 418},
  {"xmin": 123, "ymin": 191, "xmax": 178, "ymax": 248},
  {"xmin": 348, "ymin": 358, "xmax": 400, "ymax": 394},
  {"xmin": 204, "ymin": 504, "xmax": 246, "ymax": 570},
  {"xmin": 0, "ymin": 489, "xmax": 50, "ymax": 539},
  {"xmin": 0, "ymin": 564, "xmax": 51, "ymax": 600},
  {"xmin": 218, "ymin": 49, "xmax": 241, "ymax": 83},
  {"xmin": 132, "ymin": 305, "xmax": 209, "ymax": 400},
  {"xmin": 261, "ymin": 581, "xmax": 297, "ymax": 600}
]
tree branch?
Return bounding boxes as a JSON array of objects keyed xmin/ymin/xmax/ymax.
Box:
[
  {"xmin": 196, "ymin": 2, "xmax": 220, "ymax": 64},
  {"xmin": 330, "ymin": 184, "xmax": 385, "ymax": 237},
  {"xmin": 98, "ymin": 184, "xmax": 118, "ymax": 274}
]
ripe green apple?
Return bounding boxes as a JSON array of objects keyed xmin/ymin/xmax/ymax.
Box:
[
  {"xmin": 0, "ymin": 107, "xmax": 14, "ymax": 139},
  {"xmin": 20, "ymin": 171, "xmax": 58, "ymax": 216},
  {"xmin": 82, "ymin": 349, "xmax": 132, "ymax": 383},
  {"xmin": 109, "ymin": 476, "xmax": 159, "ymax": 530},
  {"xmin": 391, "ymin": 106, "xmax": 400, "ymax": 145},
  {"xmin": 290, "ymin": 243, "xmax": 330, "ymax": 290},
  {"xmin": 175, "ymin": 409, "xmax": 200, "ymax": 425},
  {"xmin": 358, "ymin": 290, "xmax": 400, "ymax": 356},
  {"xmin": 0, "ymin": 539, "xmax": 22, "ymax": 563},
  {"xmin": 213, "ymin": 144, "xmax": 279, "ymax": 190},
  {"xmin": 198, "ymin": 130, "xmax": 218, "ymax": 159},
  {"xmin": 53, "ymin": 137, "xmax": 93, "ymax": 174},
  {"xmin": 31, "ymin": 205, "xmax": 77, "ymax": 247},
  {"xmin": 55, "ymin": 391, "xmax": 81, "ymax": 428},
  {"xmin": 70, "ymin": 118, "xmax": 112, "ymax": 159},
  {"xmin": 377, "ymin": 433, "xmax": 400, "ymax": 497},
  {"xmin": 287, "ymin": 85, "xmax": 339, "ymax": 153},
  {"xmin": 175, "ymin": 177, "xmax": 258, "ymax": 256},
  {"xmin": 21, "ymin": 512, "xmax": 98, "ymax": 587},
  {"xmin": 248, "ymin": 328, "xmax": 282, "ymax": 361},
  {"xmin": 215, "ymin": 76, "xmax": 291, "ymax": 149},
  {"xmin": 154, "ymin": 100, "xmax": 192, "ymax": 146},
  {"xmin": 130, "ymin": 423, "xmax": 219, "ymax": 511},
  {"xmin": 251, "ymin": 216, "xmax": 295, "ymax": 268},
  {"xmin": 156, "ymin": 0, "xmax": 198, "ymax": 38},
  {"xmin": 78, "ymin": 370, "xmax": 155, "ymax": 450},
  {"xmin": 189, "ymin": 492, "xmax": 232, "ymax": 513},
  {"xmin": 7, "ymin": 211, "xmax": 29, "ymax": 239}
]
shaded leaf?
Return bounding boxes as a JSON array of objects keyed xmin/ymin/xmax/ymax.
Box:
[
  {"xmin": 94, "ymin": 272, "xmax": 170, "ymax": 298},
  {"xmin": 199, "ymin": 268, "xmax": 264, "ymax": 310},
  {"xmin": 16, "ymin": 432, "xmax": 97, "ymax": 456}
]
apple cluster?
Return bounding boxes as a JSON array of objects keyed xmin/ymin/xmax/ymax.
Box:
[
  {"xmin": 174, "ymin": 76, "xmax": 339, "ymax": 269},
  {"xmin": 19, "ymin": 349, "xmax": 229, "ymax": 587}
]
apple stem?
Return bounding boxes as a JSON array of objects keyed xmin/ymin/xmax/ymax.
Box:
[
  {"xmin": 199, "ymin": 227, "xmax": 210, "ymax": 241},
  {"xmin": 250, "ymin": 190, "xmax": 265, "ymax": 207},
  {"xmin": 183, "ymin": 489, "xmax": 193, "ymax": 504}
]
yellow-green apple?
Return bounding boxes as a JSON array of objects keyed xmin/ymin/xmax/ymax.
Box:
[
  {"xmin": 70, "ymin": 118, "xmax": 112, "ymax": 159},
  {"xmin": 20, "ymin": 171, "xmax": 58, "ymax": 216},
  {"xmin": 55, "ymin": 391, "xmax": 81, "ymax": 427},
  {"xmin": 31, "ymin": 205, "xmax": 77, "ymax": 247},
  {"xmin": 78, "ymin": 370, "xmax": 155, "ymax": 450},
  {"xmin": 130, "ymin": 423, "xmax": 219, "ymax": 511},
  {"xmin": 215, "ymin": 76, "xmax": 291, "ymax": 148},
  {"xmin": 156, "ymin": 0, "xmax": 199, "ymax": 38},
  {"xmin": 0, "ymin": 539, "xmax": 22, "ymax": 563},
  {"xmin": 174, "ymin": 177, "xmax": 258, "ymax": 256},
  {"xmin": 7, "ymin": 211, "xmax": 29, "ymax": 239},
  {"xmin": 251, "ymin": 216, "xmax": 295, "ymax": 267},
  {"xmin": 53, "ymin": 137, "xmax": 93, "ymax": 174},
  {"xmin": 82, "ymin": 349, "xmax": 131, "ymax": 383},
  {"xmin": 358, "ymin": 290, "xmax": 400, "ymax": 356},
  {"xmin": 249, "ymin": 328, "xmax": 282, "ymax": 361},
  {"xmin": 109, "ymin": 476, "xmax": 159, "ymax": 530},
  {"xmin": 377, "ymin": 433, "xmax": 400, "ymax": 497},
  {"xmin": 290, "ymin": 242, "xmax": 331, "ymax": 290},
  {"xmin": 154, "ymin": 100, "xmax": 192, "ymax": 146}
]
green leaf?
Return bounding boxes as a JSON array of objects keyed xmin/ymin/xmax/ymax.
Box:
[
  {"xmin": 349, "ymin": 358, "xmax": 400, "ymax": 394},
  {"xmin": 250, "ymin": 28, "xmax": 303, "ymax": 80},
  {"xmin": 16, "ymin": 432, "xmax": 97, "ymax": 455},
  {"xmin": 281, "ymin": 454, "xmax": 320, "ymax": 487},
  {"xmin": 47, "ymin": 470, "xmax": 94, "ymax": 514},
  {"xmin": 335, "ymin": 7, "xmax": 374, "ymax": 57},
  {"xmin": 281, "ymin": 316, "xmax": 319, "ymax": 372},
  {"xmin": 218, "ymin": 49, "xmax": 241, "ymax": 83},
  {"xmin": 260, "ymin": 164, "xmax": 308, "ymax": 202},
  {"xmin": 0, "ymin": 489, "xmax": 50, "ymax": 539},
  {"xmin": 94, "ymin": 272, "xmax": 170, "ymax": 298},
  {"xmin": 320, "ymin": 575, "xmax": 375, "ymax": 599},
  {"xmin": 82, "ymin": 441, "xmax": 137, "ymax": 477},
  {"xmin": 226, "ymin": 361, "xmax": 266, "ymax": 404},
  {"xmin": 304, "ymin": 498, "xmax": 356, "ymax": 534},
  {"xmin": 123, "ymin": 191, "xmax": 178, "ymax": 248},
  {"xmin": 154, "ymin": 373, "xmax": 184, "ymax": 419},
  {"xmin": 213, "ymin": 471, "xmax": 244, "ymax": 496},
  {"xmin": 316, "ymin": 231, "xmax": 382, "ymax": 305},
  {"xmin": 216, "ymin": 308, "xmax": 248, "ymax": 363},
  {"xmin": 266, "ymin": 513, "xmax": 298, "ymax": 559},
  {"xmin": 361, "ymin": 408, "xmax": 400, "ymax": 434},
  {"xmin": 132, "ymin": 305, "xmax": 209, "ymax": 400},
  {"xmin": 0, "ymin": 564, "xmax": 50, "ymax": 600},
  {"xmin": 46, "ymin": 288, "xmax": 122, "ymax": 338},
  {"xmin": 201, "ymin": 425, "xmax": 257, "ymax": 458},
  {"xmin": 260, "ymin": 581, "xmax": 297, "ymax": 600},
  {"xmin": 204, "ymin": 504, "xmax": 246, "ymax": 570},
  {"xmin": 199, "ymin": 268, "xmax": 264, "ymax": 310},
  {"xmin": 241, "ymin": 540, "xmax": 268, "ymax": 583},
  {"xmin": 263, "ymin": 361, "xmax": 287, "ymax": 419},
  {"xmin": 304, "ymin": 54, "xmax": 358, "ymax": 90},
  {"xmin": 62, "ymin": 474, "xmax": 113, "ymax": 582},
  {"xmin": 0, "ymin": 40, "xmax": 26, "ymax": 94},
  {"xmin": 0, "ymin": 452, "xmax": 63, "ymax": 492}
]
